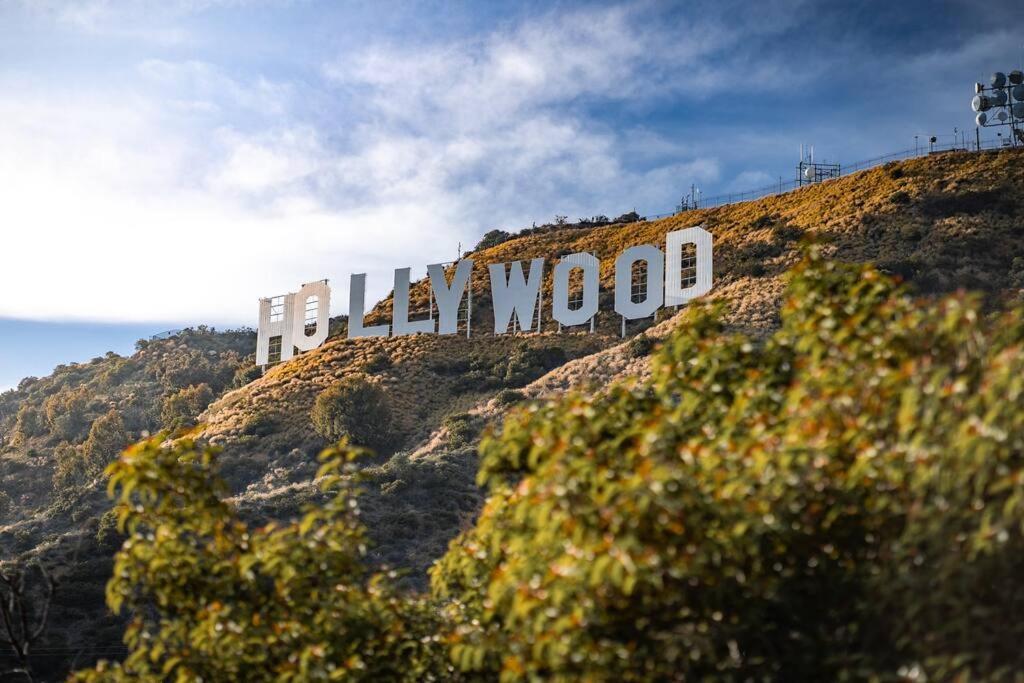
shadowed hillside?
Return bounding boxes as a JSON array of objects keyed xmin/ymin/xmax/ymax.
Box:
[{"xmin": 2, "ymin": 147, "xmax": 1023, "ymax": 677}]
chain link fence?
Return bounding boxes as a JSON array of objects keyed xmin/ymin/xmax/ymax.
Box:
[{"xmin": 646, "ymin": 137, "xmax": 1014, "ymax": 219}]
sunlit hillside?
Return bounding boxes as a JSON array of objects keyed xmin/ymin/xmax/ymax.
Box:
[{"xmin": 1, "ymin": 146, "xmax": 1023, "ymax": 677}]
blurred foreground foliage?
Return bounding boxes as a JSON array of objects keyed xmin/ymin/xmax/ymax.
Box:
[
  {"xmin": 75, "ymin": 252, "xmax": 1024, "ymax": 681},
  {"xmin": 435, "ymin": 249, "xmax": 1024, "ymax": 681},
  {"xmin": 71, "ymin": 437, "xmax": 448, "ymax": 682}
]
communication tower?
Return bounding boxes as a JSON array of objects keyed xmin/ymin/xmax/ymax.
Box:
[
  {"xmin": 972, "ymin": 69, "xmax": 1024, "ymax": 147},
  {"xmin": 796, "ymin": 145, "xmax": 840, "ymax": 186},
  {"xmin": 677, "ymin": 184, "xmax": 702, "ymax": 212}
]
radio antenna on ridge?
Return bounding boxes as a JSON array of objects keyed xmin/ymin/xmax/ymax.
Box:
[{"xmin": 797, "ymin": 144, "xmax": 840, "ymax": 186}]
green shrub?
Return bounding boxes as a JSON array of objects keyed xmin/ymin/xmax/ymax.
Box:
[
  {"xmin": 52, "ymin": 441, "xmax": 85, "ymax": 490},
  {"xmin": 160, "ymin": 383, "xmax": 214, "ymax": 431},
  {"xmin": 152, "ymin": 347, "xmax": 238, "ymax": 392},
  {"xmin": 241, "ymin": 411, "xmax": 277, "ymax": 437},
  {"xmin": 626, "ymin": 333, "xmax": 656, "ymax": 358},
  {"xmin": 94, "ymin": 508, "xmax": 123, "ymax": 551},
  {"xmin": 494, "ymin": 389, "xmax": 525, "ymax": 406},
  {"xmin": 70, "ymin": 439, "xmax": 446, "ymax": 681},
  {"xmin": 232, "ymin": 362, "xmax": 263, "ymax": 388},
  {"xmin": 311, "ymin": 375, "xmax": 393, "ymax": 452},
  {"xmin": 474, "ymin": 229, "xmax": 512, "ymax": 251},
  {"xmin": 96, "ymin": 358, "xmax": 135, "ymax": 388},
  {"xmin": 442, "ymin": 413, "xmax": 477, "ymax": 449},
  {"xmin": 431, "ymin": 251, "xmax": 1024, "ymax": 681},
  {"xmin": 771, "ymin": 223, "xmax": 803, "ymax": 242},
  {"xmin": 43, "ymin": 386, "xmax": 91, "ymax": 441},
  {"xmin": 81, "ymin": 409, "xmax": 130, "ymax": 471},
  {"xmin": 11, "ymin": 404, "xmax": 45, "ymax": 445},
  {"xmin": 364, "ymin": 351, "xmax": 392, "ymax": 373},
  {"xmin": 502, "ymin": 345, "xmax": 566, "ymax": 386}
]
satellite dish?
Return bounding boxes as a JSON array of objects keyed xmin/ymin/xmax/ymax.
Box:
[
  {"xmin": 976, "ymin": 112, "xmax": 988, "ymax": 126},
  {"xmin": 976, "ymin": 82, "xmax": 985, "ymax": 94},
  {"xmin": 991, "ymin": 89, "xmax": 1008, "ymax": 105},
  {"xmin": 1012, "ymin": 102, "xmax": 1024, "ymax": 119},
  {"xmin": 1010, "ymin": 70, "xmax": 1024, "ymax": 86},
  {"xmin": 992, "ymin": 72, "xmax": 1007, "ymax": 88},
  {"xmin": 996, "ymin": 110, "xmax": 1009, "ymax": 122},
  {"xmin": 972, "ymin": 95, "xmax": 991, "ymax": 112},
  {"xmin": 1012, "ymin": 84, "xmax": 1024, "ymax": 102},
  {"xmin": 803, "ymin": 165, "xmax": 815, "ymax": 180}
]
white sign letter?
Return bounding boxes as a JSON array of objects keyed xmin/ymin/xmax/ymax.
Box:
[
  {"xmin": 552, "ymin": 253, "xmax": 599, "ymax": 328},
  {"xmin": 614, "ymin": 245, "xmax": 664, "ymax": 320},
  {"xmin": 428, "ymin": 260, "xmax": 473, "ymax": 335},
  {"xmin": 292, "ymin": 280, "xmax": 331, "ymax": 352},
  {"xmin": 489, "ymin": 258, "xmax": 544, "ymax": 334},
  {"xmin": 665, "ymin": 226, "xmax": 713, "ymax": 306},
  {"xmin": 256, "ymin": 292, "xmax": 295, "ymax": 366},
  {"xmin": 348, "ymin": 273, "xmax": 390, "ymax": 338},
  {"xmin": 392, "ymin": 267, "xmax": 435, "ymax": 336}
]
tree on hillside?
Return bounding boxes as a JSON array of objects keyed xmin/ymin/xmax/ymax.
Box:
[
  {"xmin": 474, "ymin": 229, "xmax": 511, "ymax": 252},
  {"xmin": 311, "ymin": 375, "xmax": 393, "ymax": 452},
  {"xmin": 81, "ymin": 410, "xmax": 130, "ymax": 476},
  {"xmin": 42, "ymin": 386, "xmax": 90, "ymax": 442},
  {"xmin": 160, "ymin": 383, "xmax": 214, "ymax": 431},
  {"xmin": 52, "ymin": 442, "xmax": 84, "ymax": 491},
  {"xmin": 432, "ymin": 250, "xmax": 1024, "ymax": 681},
  {"xmin": 69, "ymin": 438, "xmax": 446, "ymax": 682},
  {"xmin": 10, "ymin": 405, "xmax": 45, "ymax": 447},
  {"xmin": 52, "ymin": 409, "xmax": 129, "ymax": 491}
]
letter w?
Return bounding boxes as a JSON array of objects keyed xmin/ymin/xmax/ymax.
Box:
[{"xmin": 488, "ymin": 258, "xmax": 544, "ymax": 334}]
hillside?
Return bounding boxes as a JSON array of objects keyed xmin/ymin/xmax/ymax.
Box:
[{"xmin": 2, "ymin": 147, "xmax": 1023, "ymax": 677}]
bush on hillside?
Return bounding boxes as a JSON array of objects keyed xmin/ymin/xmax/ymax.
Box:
[
  {"xmin": 81, "ymin": 409, "xmax": 130, "ymax": 471},
  {"xmin": 160, "ymin": 383, "xmax": 214, "ymax": 431},
  {"xmin": 613, "ymin": 210, "xmax": 642, "ymax": 223},
  {"xmin": 431, "ymin": 251, "xmax": 1024, "ymax": 681},
  {"xmin": 43, "ymin": 386, "xmax": 91, "ymax": 441},
  {"xmin": 441, "ymin": 413, "xmax": 477, "ymax": 449},
  {"xmin": 364, "ymin": 350, "xmax": 392, "ymax": 373},
  {"xmin": 493, "ymin": 389, "xmax": 525, "ymax": 406},
  {"xmin": 94, "ymin": 508, "xmax": 123, "ymax": 551},
  {"xmin": 454, "ymin": 344, "xmax": 569, "ymax": 392},
  {"xmin": 626, "ymin": 333, "xmax": 656, "ymax": 358},
  {"xmin": 474, "ymin": 229, "xmax": 511, "ymax": 251},
  {"xmin": 311, "ymin": 375, "xmax": 393, "ymax": 452},
  {"xmin": 51, "ymin": 409, "xmax": 131, "ymax": 491},
  {"xmin": 52, "ymin": 441, "xmax": 85, "ymax": 490},
  {"xmin": 152, "ymin": 347, "xmax": 239, "ymax": 392},
  {"xmin": 69, "ymin": 439, "xmax": 447, "ymax": 681},
  {"xmin": 11, "ymin": 404, "xmax": 45, "ymax": 445},
  {"xmin": 232, "ymin": 362, "xmax": 263, "ymax": 389}
]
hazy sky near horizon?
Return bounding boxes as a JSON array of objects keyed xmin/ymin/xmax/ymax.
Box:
[{"xmin": 1, "ymin": 0, "xmax": 1023, "ymax": 389}]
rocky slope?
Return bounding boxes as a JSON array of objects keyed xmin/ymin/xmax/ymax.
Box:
[{"xmin": 2, "ymin": 147, "xmax": 1023, "ymax": 678}]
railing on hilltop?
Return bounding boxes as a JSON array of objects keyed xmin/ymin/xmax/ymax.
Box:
[{"xmin": 645, "ymin": 138, "xmax": 1014, "ymax": 219}]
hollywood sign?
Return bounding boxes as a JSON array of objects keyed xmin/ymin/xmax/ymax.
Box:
[{"xmin": 256, "ymin": 226, "xmax": 712, "ymax": 367}]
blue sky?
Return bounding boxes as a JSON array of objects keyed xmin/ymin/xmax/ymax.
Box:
[{"xmin": 1, "ymin": 0, "xmax": 1023, "ymax": 390}]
